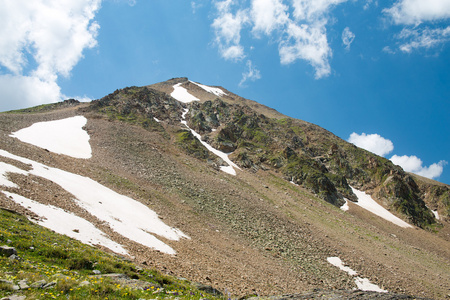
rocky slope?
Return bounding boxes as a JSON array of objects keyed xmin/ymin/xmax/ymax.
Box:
[{"xmin": 0, "ymin": 77, "xmax": 449, "ymax": 299}]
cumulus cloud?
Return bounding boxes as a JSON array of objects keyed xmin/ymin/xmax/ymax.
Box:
[
  {"xmin": 342, "ymin": 27, "xmax": 355, "ymax": 50},
  {"xmin": 348, "ymin": 132, "xmax": 394, "ymax": 156},
  {"xmin": 398, "ymin": 26, "xmax": 450, "ymax": 52},
  {"xmin": 212, "ymin": 1, "xmax": 249, "ymax": 61},
  {"xmin": 250, "ymin": 0, "xmax": 289, "ymax": 36},
  {"xmin": 384, "ymin": 0, "xmax": 450, "ymax": 25},
  {"xmin": 390, "ymin": 155, "xmax": 447, "ymax": 179},
  {"xmin": 0, "ymin": 0, "xmax": 101, "ymax": 110},
  {"xmin": 239, "ymin": 60, "xmax": 261, "ymax": 87},
  {"xmin": 212, "ymin": 0, "xmax": 349, "ymax": 79},
  {"xmin": 279, "ymin": 21, "xmax": 332, "ymax": 78}
]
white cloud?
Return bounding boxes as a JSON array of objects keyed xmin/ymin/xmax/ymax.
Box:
[
  {"xmin": 384, "ymin": 0, "xmax": 450, "ymax": 25},
  {"xmin": 398, "ymin": 26, "xmax": 450, "ymax": 52},
  {"xmin": 279, "ymin": 21, "xmax": 332, "ymax": 78},
  {"xmin": 342, "ymin": 27, "xmax": 355, "ymax": 50},
  {"xmin": 0, "ymin": 75, "xmax": 62, "ymax": 111},
  {"xmin": 239, "ymin": 60, "xmax": 261, "ymax": 87},
  {"xmin": 382, "ymin": 46, "xmax": 396, "ymax": 54},
  {"xmin": 390, "ymin": 155, "xmax": 447, "ymax": 179},
  {"xmin": 250, "ymin": 0, "xmax": 289, "ymax": 36},
  {"xmin": 212, "ymin": 0, "xmax": 349, "ymax": 79},
  {"xmin": 0, "ymin": 0, "xmax": 101, "ymax": 110},
  {"xmin": 363, "ymin": 0, "xmax": 377, "ymax": 10},
  {"xmin": 212, "ymin": 1, "xmax": 249, "ymax": 61},
  {"xmin": 291, "ymin": 0, "xmax": 347, "ymax": 21},
  {"xmin": 348, "ymin": 132, "xmax": 394, "ymax": 157}
]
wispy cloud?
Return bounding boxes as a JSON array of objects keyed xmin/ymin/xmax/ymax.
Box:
[
  {"xmin": 398, "ymin": 26, "xmax": 450, "ymax": 52},
  {"xmin": 239, "ymin": 60, "xmax": 261, "ymax": 87},
  {"xmin": 390, "ymin": 155, "xmax": 447, "ymax": 179},
  {"xmin": 384, "ymin": 0, "xmax": 450, "ymax": 54},
  {"xmin": 342, "ymin": 27, "xmax": 355, "ymax": 50},
  {"xmin": 0, "ymin": 0, "xmax": 101, "ymax": 110},
  {"xmin": 212, "ymin": 0, "xmax": 350, "ymax": 79},
  {"xmin": 348, "ymin": 132, "xmax": 394, "ymax": 157}
]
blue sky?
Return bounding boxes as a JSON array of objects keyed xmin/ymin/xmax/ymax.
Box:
[{"xmin": 0, "ymin": 0, "xmax": 449, "ymax": 184}]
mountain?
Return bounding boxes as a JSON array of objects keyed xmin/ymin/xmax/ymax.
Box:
[{"xmin": 0, "ymin": 77, "xmax": 449, "ymax": 299}]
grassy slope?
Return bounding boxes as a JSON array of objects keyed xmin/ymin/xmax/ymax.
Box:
[{"xmin": 0, "ymin": 208, "xmax": 221, "ymax": 300}]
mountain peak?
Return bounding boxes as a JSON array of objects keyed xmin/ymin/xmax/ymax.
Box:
[{"xmin": 1, "ymin": 78, "xmax": 449, "ymax": 299}]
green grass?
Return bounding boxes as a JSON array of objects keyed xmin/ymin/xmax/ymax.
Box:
[{"xmin": 0, "ymin": 209, "xmax": 222, "ymax": 299}]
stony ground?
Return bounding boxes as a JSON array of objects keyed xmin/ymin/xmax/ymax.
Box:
[{"xmin": 0, "ymin": 107, "xmax": 449, "ymax": 299}]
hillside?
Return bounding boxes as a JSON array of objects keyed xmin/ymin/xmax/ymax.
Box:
[{"xmin": 0, "ymin": 78, "xmax": 449, "ymax": 299}]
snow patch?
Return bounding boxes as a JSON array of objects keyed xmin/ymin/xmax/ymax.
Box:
[
  {"xmin": 0, "ymin": 149, "xmax": 189, "ymax": 255},
  {"xmin": 340, "ymin": 199, "xmax": 349, "ymax": 211},
  {"xmin": 327, "ymin": 257, "xmax": 387, "ymax": 293},
  {"xmin": 327, "ymin": 257, "xmax": 357, "ymax": 276},
  {"xmin": 171, "ymin": 83, "xmax": 199, "ymax": 103},
  {"xmin": 153, "ymin": 117, "xmax": 160, "ymax": 123},
  {"xmin": 432, "ymin": 210, "xmax": 440, "ymax": 220},
  {"xmin": 189, "ymin": 80, "xmax": 227, "ymax": 97},
  {"xmin": 351, "ymin": 187, "xmax": 413, "ymax": 228},
  {"xmin": 10, "ymin": 116, "xmax": 92, "ymax": 159},
  {"xmin": 3, "ymin": 191, "xmax": 128, "ymax": 255}
]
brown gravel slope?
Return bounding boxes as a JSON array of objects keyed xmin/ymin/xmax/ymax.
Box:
[{"xmin": 0, "ymin": 106, "xmax": 449, "ymax": 299}]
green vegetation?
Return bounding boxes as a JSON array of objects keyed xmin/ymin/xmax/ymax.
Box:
[
  {"xmin": 175, "ymin": 130, "xmax": 209, "ymax": 159},
  {"xmin": 0, "ymin": 209, "xmax": 222, "ymax": 299}
]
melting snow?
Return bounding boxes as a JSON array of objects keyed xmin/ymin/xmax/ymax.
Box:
[
  {"xmin": 189, "ymin": 80, "xmax": 227, "ymax": 97},
  {"xmin": 0, "ymin": 162, "xmax": 28, "ymax": 188},
  {"xmin": 10, "ymin": 116, "xmax": 92, "ymax": 159},
  {"xmin": 327, "ymin": 257, "xmax": 387, "ymax": 293},
  {"xmin": 340, "ymin": 199, "xmax": 349, "ymax": 211},
  {"xmin": 3, "ymin": 191, "xmax": 128, "ymax": 255},
  {"xmin": 432, "ymin": 210, "xmax": 440, "ymax": 220},
  {"xmin": 0, "ymin": 149, "xmax": 189, "ymax": 255},
  {"xmin": 180, "ymin": 109, "xmax": 240, "ymax": 176},
  {"xmin": 171, "ymin": 83, "xmax": 199, "ymax": 103},
  {"xmin": 351, "ymin": 187, "xmax": 413, "ymax": 228}
]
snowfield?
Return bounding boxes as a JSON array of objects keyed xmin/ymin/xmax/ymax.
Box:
[
  {"xmin": 0, "ymin": 148, "xmax": 189, "ymax": 255},
  {"xmin": 171, "ymin": 83, "xmax": 200, "ymax": 103},
  {"xmin": 189, "ymin": 80, "xmax": 227, "ymax": 97},
  {"xmin": 3, "ymin": 191, "xmax": 128, "ymax": 255},
  {"xmin": 10, "ymin": 116, "xmax": 92, "ymax": 159},
  {"xmin": 327, "ymin": 257, "xmax": 387, "ymax": 292},
  {"xmin": 3, "ymin": 115, "xmax": 189, "ymax": 254},
  {"xmin": 350, "ymin": 187, "xmax": 413, "ymax": 228}
]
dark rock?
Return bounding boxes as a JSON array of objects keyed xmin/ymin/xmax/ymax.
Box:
[
  {"xmin": 195, "ymin": 283, "xmax": 223, "ymax": 296},
  {"xmin": 0, "ymin": 246, "xmax": 17, "ymax": 257}
]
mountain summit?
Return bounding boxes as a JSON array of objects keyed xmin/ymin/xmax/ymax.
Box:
[{"xmin": 0, "ymin": 78, "xmax": 449, "ymax": 298}]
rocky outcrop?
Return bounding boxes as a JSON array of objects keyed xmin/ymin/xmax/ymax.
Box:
[{"xmin": 84, "ymin": 82, "xmax": 443, "ymax": 228}]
